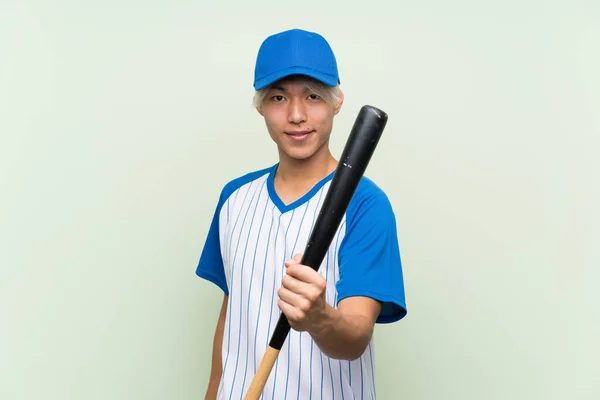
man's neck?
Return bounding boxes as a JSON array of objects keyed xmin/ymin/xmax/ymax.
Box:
[
  {"xmin": 273, "ymin": 147, "xmax": 338, "ymax": 206},
  {"xmin": 276, "ymin": 150, "xmax": 338, "ymax": 185}
]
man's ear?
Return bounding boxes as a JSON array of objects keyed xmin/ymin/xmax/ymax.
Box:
[
  {"xmin": 334, "ymin": 90, "xmax": 344, "ymax": 115},
  {"xmin": 256, "ymin": 105, "xmax": 264, "ymax": 116}
]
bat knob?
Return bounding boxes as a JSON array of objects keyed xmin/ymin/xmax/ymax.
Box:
[{"xmin": 361, "ymin": 105, "xmax": 388, "ymax": 122}]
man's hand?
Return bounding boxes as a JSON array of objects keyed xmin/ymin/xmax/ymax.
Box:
[
  {"xmin": 277, "ymin": 253, "xmax": 381, "ymax": 361},
  {"xmin": 277, "ymin": 254, "xmax": 338, "ymax": 335}
]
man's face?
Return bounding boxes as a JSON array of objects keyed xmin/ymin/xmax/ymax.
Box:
[{"xmin": 257, "ymin": 77, "xmax": 343, "ymax": 162}]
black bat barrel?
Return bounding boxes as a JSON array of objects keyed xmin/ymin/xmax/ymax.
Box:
[{"xmin": 269, "ymin": 105, "xmax": 388, "ymax": 350}]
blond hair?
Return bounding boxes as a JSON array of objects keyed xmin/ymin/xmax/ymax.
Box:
[{"xmin": 253, "ymin": 76, "xmax": 342, "ymax": 108}]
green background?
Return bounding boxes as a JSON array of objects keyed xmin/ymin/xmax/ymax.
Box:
[{"xmin": 1, "ymin": 0, "xmax": 598, "ymax": 398}]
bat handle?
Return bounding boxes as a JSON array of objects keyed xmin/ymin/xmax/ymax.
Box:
[{"xmin": 243, "ymin": 346, "xmax": 280, "ymax": 399}]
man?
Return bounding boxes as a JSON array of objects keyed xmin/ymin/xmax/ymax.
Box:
[{"xmin": 196, "ymin": 28, "xmax": 407, "ymax": 399}]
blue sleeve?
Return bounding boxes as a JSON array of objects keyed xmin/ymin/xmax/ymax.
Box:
[
  {"xmin": 195, "ymin": 189, "xmax": 229, "ymax": 296},
  {"xmin": 336, "ymin": 181, "xmax": 407, "ymax": 323}
]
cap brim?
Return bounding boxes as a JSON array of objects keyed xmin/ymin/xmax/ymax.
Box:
[{"xmin": 254, "ymin": 66, "xmax": 339, "ymax": 90}]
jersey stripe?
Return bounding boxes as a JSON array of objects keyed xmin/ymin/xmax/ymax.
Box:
[
  {"xmin": 285, "ymin": 199, "xmax": 311, "ymax": 398},
  {"xmin": 226, "ymin": 180, "xmax": 264, "ymax": 399},
  {"xmin": 229, "ymin": 181, "xmax": 265, "ymax": 400},
  {"xmin": 239, "ymin": 183, "xmax": 271, "ymax": 393},
  {"xmin": 268, "ymin": 209, "xmax": 295, "ymax": 399},
  {"xmin": 218, "ymin": 181, "xmax": 255, "ymax": 399}
]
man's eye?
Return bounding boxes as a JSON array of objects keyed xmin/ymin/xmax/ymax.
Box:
[
  {"xmin": 308, "ymin": 94, "xmax": 321, "ymax": 100},
  {"xmin": 271, "ymin": 95, "xmax": 285, "ymax": 102}
]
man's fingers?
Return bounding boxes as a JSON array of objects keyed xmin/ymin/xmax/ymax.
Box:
[
  {"xmin": 282, "ymin": 271, "xmax": 325, "ymax": 306},
  {"xmin": 277, "ymin": 299, "xmax": 304, "ymax": 325},
  {"xmin": 278, "ymin": 287, "xmax": 310, "ymax": 311},
  {"xmin": 281, "ymin": 273, "xmax": 305, "ymax": 294},
  {"xmin": 284, "ymin": 253, "xmax": 303, "ymax": 268},
  {"xmin": 285, "ymin": 264, "xmax": 326, "ymax": 290}
]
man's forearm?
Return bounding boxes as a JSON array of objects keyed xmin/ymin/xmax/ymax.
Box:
[
  {"xmin": 309, "ymin": 304, "xmax": 374, "ymax": 361},
  {"xmin": 205, "ymin": 295, "xmax": 227, "ymax": 399},
  {"xmin": 205, "ymin": 330, "xmax": 223, "ymax": 398}
]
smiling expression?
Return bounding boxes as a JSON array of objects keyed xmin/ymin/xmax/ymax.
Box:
[{"xmin": 256, "ymin": 76, "xmax": 344, "ymax": 162}]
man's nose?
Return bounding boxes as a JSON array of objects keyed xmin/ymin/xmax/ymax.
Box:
[{"xmin": 288, "ymin": 99, "xmax": 307, "ymax": 124}]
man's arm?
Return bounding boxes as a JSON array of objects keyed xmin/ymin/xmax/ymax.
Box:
[
  {"xmin": 205, "ymin": 294, "xmax": 228, "ymax": 400},
  {"xmin": 309, "ymin": 296, "xmax": 381, "ymax": 360},
  {"xmin": 277, "ymin": 255, "xmax": 382, "ymax": 361}
]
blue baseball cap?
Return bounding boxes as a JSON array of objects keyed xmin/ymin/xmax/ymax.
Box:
[{"xmin": 253, "ymin": 29, "xmax": 340, "ymax": 90}]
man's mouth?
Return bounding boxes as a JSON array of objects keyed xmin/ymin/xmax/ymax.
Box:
[{"xmin": 285, "ymin": 130, "xmax": 314, "ymax": 141}]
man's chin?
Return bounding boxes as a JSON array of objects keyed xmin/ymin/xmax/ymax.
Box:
[
  {"xmin": 280, "ymin": 149, "xmax": 317, "ymax": 162},
  {"xmin": 277, "ymin": 141, "xmax": 329, "ymax": 163}
]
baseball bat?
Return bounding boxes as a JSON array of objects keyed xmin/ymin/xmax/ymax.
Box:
[{"xmin": 243, "ymin": 105, "xmax": 388, "ymax": 399}]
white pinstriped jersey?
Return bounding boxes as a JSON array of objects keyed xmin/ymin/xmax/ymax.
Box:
[{"xmin": 196, "ymin": 164, "xmax": 407, "ymax": 399}]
